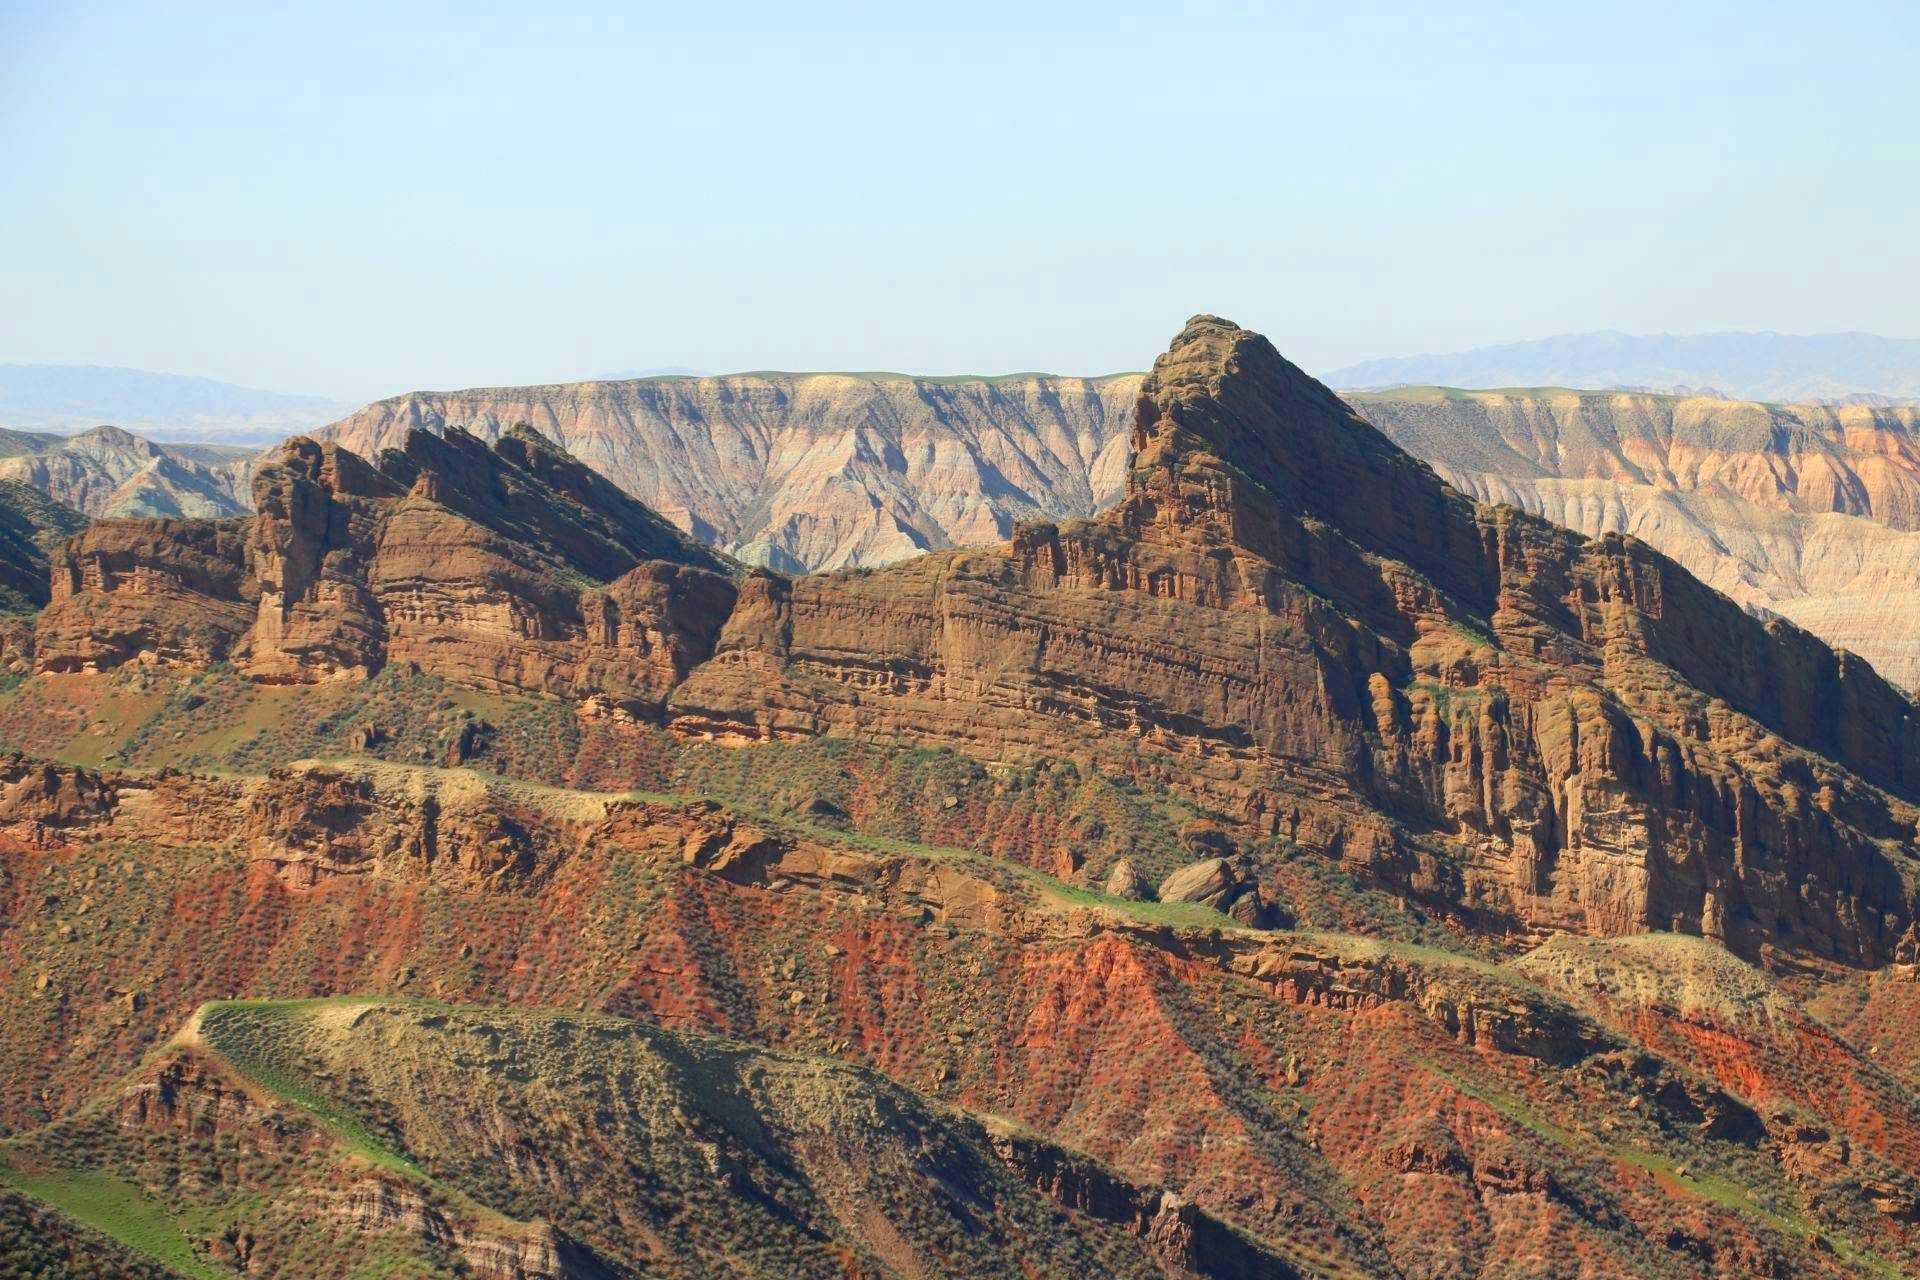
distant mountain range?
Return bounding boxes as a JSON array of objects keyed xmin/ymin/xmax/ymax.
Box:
[
  {"xmin": 1324, "ymin": 331, "xmax": 1920, "ymax": 403},
  {"xmin": 0, "ymin": 364, "xmax": 352, "ymax": 444}
]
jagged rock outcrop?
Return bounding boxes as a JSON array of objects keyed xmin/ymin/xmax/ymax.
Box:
[
  {"xmin": 312, "ymin": 369, "xmax": 1920, "ymax": 688},
  {"xmin": 319, "ymin": 372, "xmax": 1140, "ymax": 572},
  {"xmin": 0, "ymin": 752, "xmax": 116, "ymax": 834},
  {"xmin": 38, "ymin": 515, "xmax": 254, "ymax": 670},
  {"xmin": 242, "ymin": 764, "xmax": 540, "ymax": 889},
  {"xmin": 667, "ymin": 316, "xmax": 1920, "ymax": 966},
  {"xmin": 34, "ymin": 424, "xmax": 742, "ymax": 706}
]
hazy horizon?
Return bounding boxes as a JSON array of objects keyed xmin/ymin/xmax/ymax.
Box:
[
  {"xmin": 11, "ymin": 324, "xmax": 1920, "ymax": 406},
  {"xmin": 4, "ymin": 2, "xmax": 1916, "ymax": 402}
]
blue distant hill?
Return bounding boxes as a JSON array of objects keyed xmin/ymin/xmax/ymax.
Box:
[
  {"xmin": 0, "ymin": 364, "xmax": 352, "ymax": 444},
  {"xmin": 1324, "ymin": 331, "xmax": 1920, "ymax": 404}
]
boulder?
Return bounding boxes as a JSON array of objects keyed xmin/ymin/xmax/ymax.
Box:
[{"xmin": 1104, "ymin": 858, "xmax": 1154, "ymax": 901}]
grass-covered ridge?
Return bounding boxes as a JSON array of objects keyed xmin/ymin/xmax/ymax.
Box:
[{"xmin": 6, "ymin": 997, "xmax": 1275, "ymax": 1280}]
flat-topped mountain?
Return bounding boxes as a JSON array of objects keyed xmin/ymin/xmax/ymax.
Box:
[{"xmin": 317, "ymin": 372, "xmax": 1139, "ymax": 572}]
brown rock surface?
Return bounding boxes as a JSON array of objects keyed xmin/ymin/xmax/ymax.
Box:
[
  {"xmin": 25, "ymin": 318, "xmax": 1920, "ymax": 970},
  {"xmin": 668, "ymin": 316, "xmax": 1920, "ymax": 966},
  {"xmin": 34, "ymin": 423, "xmax": 741, "ymax": 707},
  {"xmin": 312, "ymin": 368, "xmax": 1920, "ymax": 692},
  {"xmin": 37, "ymin": 515, "xmax": 254, "ymax": 670}
]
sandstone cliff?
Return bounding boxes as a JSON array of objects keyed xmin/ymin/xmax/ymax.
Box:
[
  {"xmin": 37, "ymin": 424, "xmax": 740, "ymax": 710},
  {"xmin": 317, "ymin": 373, "xmax": 1139, "ymax": 572},
  {"xmin": 314, "ymin": 373, "xmax": 1920, "ymax": 695},
  {"xmin": 668, "ymin": 318, "xmax": 1920, "ymax": 966}
]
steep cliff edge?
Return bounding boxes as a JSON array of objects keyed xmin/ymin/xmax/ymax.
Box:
[{"xmin": 315, "ymin": 373, "xmax": 1920, "ymax": 692}]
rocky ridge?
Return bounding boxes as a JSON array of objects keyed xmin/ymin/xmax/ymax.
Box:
[
  {"xmin": 666, "ymin": 317, "xmax": 1920, "ymax": 966},
  {"xmin": 34, "ymin": 424, "xmax": 739, "ymax": 706},
  {"xmin": 311, "ymin": 371, "xmax": 1920, "ymax": 695},
  {"xmin": 12, "ymin": 317, "xmax": 1920, "ymax": 1276}
]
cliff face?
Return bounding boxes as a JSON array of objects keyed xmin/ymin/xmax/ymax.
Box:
[
  {"xmin": 318, "ymin": 373, "xmax": 1139, "ymax": 572},
  {"xmin": 1349, "ymin": 390, "xmax": 1920, "ymax": 529},
  {"xmin": 670, "ymin": 318, "xmax": 1920, "ymax": 967},
  {"xmin": 28, "ymin": 320, "xmax": 1920, "ymax": 970},
  {"xmin": 313, "ymin": 374, "xmax": 1920, "ymax": 693},
  {"xmin": 1353, "ymin": 389, "xmax": 1920, "ymax": 689},
  {"xmin": 37, "ymin": 425, "xmax": 740, "ymax": 709}
]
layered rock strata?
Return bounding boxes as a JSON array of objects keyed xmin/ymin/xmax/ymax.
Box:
[{"xmin": 29, "ymin": 320, "xmax": 1920, "ymax": 968}]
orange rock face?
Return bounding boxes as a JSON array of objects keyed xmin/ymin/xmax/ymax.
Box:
[{"xmin": 1352, "ymin": 389, "xmax": 1920, "ymax": 689}]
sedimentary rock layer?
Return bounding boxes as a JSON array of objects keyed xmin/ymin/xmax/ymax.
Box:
[{"xmin": 33, "ymin": 318, "xmax": 1920, "ymax": 971}]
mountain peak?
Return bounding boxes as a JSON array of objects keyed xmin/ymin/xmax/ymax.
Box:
[
  {"xmin": 1133, "ymin": 314, "xmax": 1417, "ymax": 489},
  {"xmin": 1120, "ymin": 315, "xmax": 1484, "ymax": 600}
]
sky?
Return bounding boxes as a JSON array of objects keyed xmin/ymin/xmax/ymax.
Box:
[{"xmin": 2, "ymin": 1, "xmax": 1916, "ymax": 402}]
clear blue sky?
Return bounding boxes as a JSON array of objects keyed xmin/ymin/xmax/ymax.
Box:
[{"xmin": 2, "ymin": 1, "xmax": 1915, "ymax": 400}]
